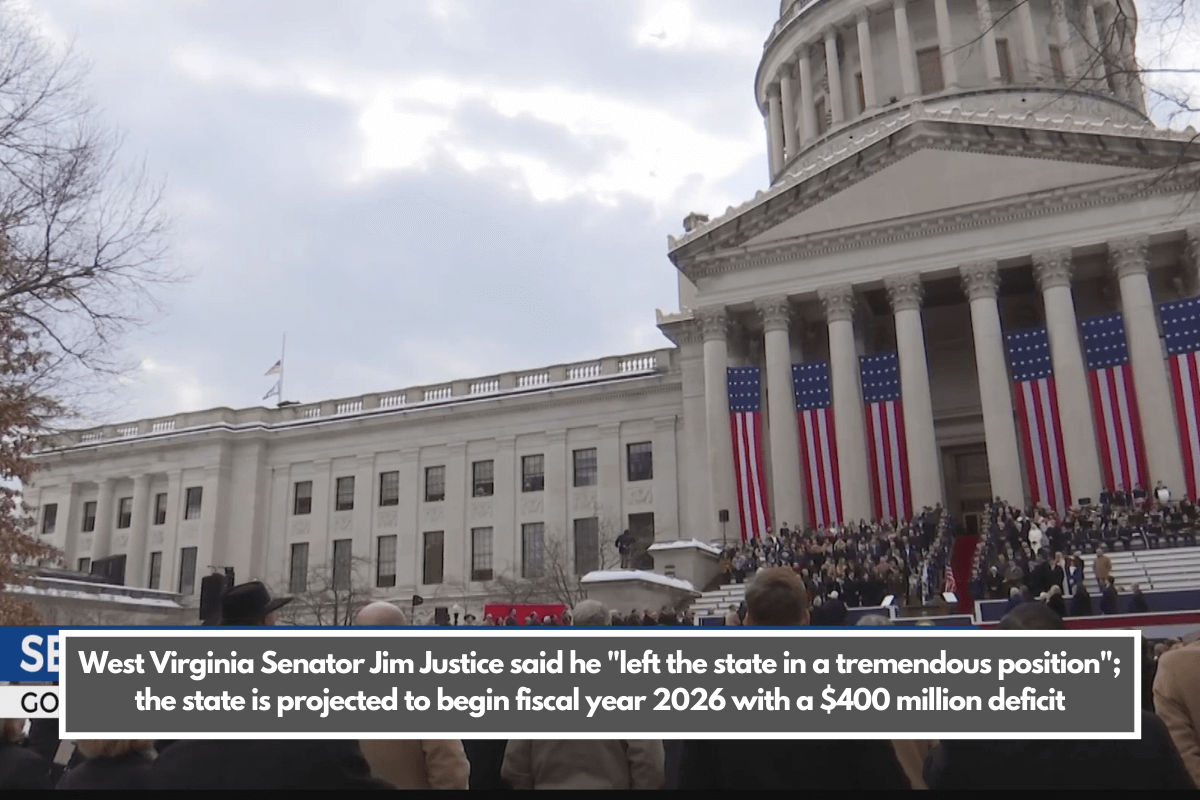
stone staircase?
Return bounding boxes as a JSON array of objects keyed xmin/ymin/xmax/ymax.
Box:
[{"xmin": 691, "ymin": 583, "xmax": 747, "ymax": 621}]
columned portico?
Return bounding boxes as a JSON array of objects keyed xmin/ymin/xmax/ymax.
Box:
[
  {"xmin": 885, "ymin": 273, "xmax": 942, "ymax": 510},
  {"xmin": 961, "ymin": 262, "xmax": 1026, "ymax": 507},
  {"xmin": 819, "ymin": 285, "xmax": 871, "ymax": 522},
  {"xmin": 698, "ymin": 307, "xmax": 740, "ymax": 539},
  {"xmin": 1111, "ymin": 236, "xmax": 1186, "ymax": 492},
  {"xmin": 1033, "ymin": 249, "xmax": 1102, "ymax": 500},
  {"xmin": 757, "ymin": 296, "xmax": 805, "ymax": 530}
]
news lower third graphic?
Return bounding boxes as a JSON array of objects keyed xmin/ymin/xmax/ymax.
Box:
[{"xmin": 6, "ymin": 627, "xmax": 1139, "ymax": 740}]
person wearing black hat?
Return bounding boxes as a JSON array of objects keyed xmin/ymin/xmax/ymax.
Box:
[
  {"xmin": 208, "ymin": 581, "xmax": 293, "ymax": 626},
  {"xmin": 151, "ymin": 583, "xmax": 389, "ymax": 791}
]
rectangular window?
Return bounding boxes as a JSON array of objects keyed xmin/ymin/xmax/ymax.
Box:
[
  {"xmin": 472, "ymin": 460, "xmax": 494, "ymax": 497},
  {"xmin": 379, "ymin": 471, "xmax": 399, "ymax": 507},
  {"xmin": 815, "ymin": 96, "xmax": 828, "ymax": 134},
  {"xmin": 1049, "ymin": 44, "xmax": 1065, "ymax": 84},
  {"xmin": 148, "ymin": 551, "xmax": 162, "ymax": 590},
  {"xmin": 333, "ymin": 539, "xmax": 352, "ymax": 591},
  {"xmin": 917, "ymin": 47, "xmax": 944, "ymax": 94},
  {"xmin": 471, "ymin": 527, "xmax": 493, "ymax": 582},
  {"xmin": 184, "ymin": 487, "xmax": 202, "ymax": 521},
  {"xmin": 522, "ymin": 454, "xmax": 545, "ymax": 493},
  {"xmin": 77, "ymin": 557, "xmax": 91, "ymax": 573},
  {"xmin": 573, "ymin": 448, "xmax": 598, "ymax": 488},
  {"xmin": 335, "ymin": 476, "xmax": 355, "ymax": 512},
  {"xmin": 425, "ymin": 466, "xmax": 445, "ymax": 503},
  {"xmin": 627, "ymin": 442, "xmax": 653, "ymax": 482},
  {"xmin": 154, "ymin": 493, "xmax": 168, "ymax": 526},
  {"xmin": 289, "ymin": 543, "xmax": 309, "ymax": 593},
  {"xmin": 116, "ymin": 497, "xmax": 133, "ymax": 529},
  {"xmin": 855, "ymin": 72, "xmax": 866, "ymax": 113},
  {"xmin": 178, "ymin": 546, "xmax": 197, "ymax": 595},
  {"xmin": 574, "ymin": 517, "xmax": 600, "ymax": 576},
  {"xmin": 423, "ymin": 531, "xmax": 444, "ymax": 585},
  {"xmin": 376, "ymin": 535, "xmax": 397, "ymax": 588},
  {"xmin": 293, "ymin": 481, "xmax": 313, "ymax": 515},
  {"xmin": 82, "ymin": 501, "xmax": 97, "ymax": 533},
  {"xmin": 522, "ymin": 522, "xmax": 545, "ymax": 578},
  {"xmin": 996, "ymin": 39, "xmax": 1014, "ymax": 84},
  {"xmin": 40, "ymin": 503, "xmax": 57, "ymax": 535}
]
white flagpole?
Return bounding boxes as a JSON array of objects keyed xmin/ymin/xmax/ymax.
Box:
[{"xmin": 279, "ymin": 333, "xmax": 286, "ymax": 404}]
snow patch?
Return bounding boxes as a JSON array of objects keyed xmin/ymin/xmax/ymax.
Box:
[
  {"xmin": 647, "ymin": 539, "xmax": 722, "ymax": 556},
  {"xmin": 580, "ymin": 570, "xmax": 698, "ymax": 594}
]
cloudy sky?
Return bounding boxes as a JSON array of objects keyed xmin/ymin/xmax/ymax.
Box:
[
  {"xmin": 21, "ymin": 0, "xmax": 1200, "ymax": 425},
  {"xmin": 23, "ymin": 0, "xmax": 779, "ymax": 423}
]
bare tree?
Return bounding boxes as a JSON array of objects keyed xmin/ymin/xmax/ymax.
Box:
[
  {"xmin": 486, "ymin": 516, "xmax": 622, "ymax": 610},
  {"xmin": 0, "ymin": 3, "xmax": 175, "ymax": 417},
  {"xmin": 275, "ymin": 554, "xmax": 374, "ymax": 627}
]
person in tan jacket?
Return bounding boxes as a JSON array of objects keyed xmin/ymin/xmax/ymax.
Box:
[
  {"xmin": 355, "ymin": 602, "xmax": 470, "ymax": 789},
  {"xmin": 1093, "ymin": 547, "xmax": 1112, "ymax": 591},
  {"xmin": 1153, "ymin": 637, "xmax": 1200, "ymax": 786},
  {"xmin": 501, "ymin": 740, "xmax": 665, "ymax": 790}
]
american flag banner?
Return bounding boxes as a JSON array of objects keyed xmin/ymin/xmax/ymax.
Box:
[
  {"xmin": 1004, "ymin": 328, "xmax": 1072, "ymax": 513},
  {"xmin": 1080, "ymin": 313, "xmax": 1148, "ymax": 495},
  {"xmin": 1161, "ymin": 297, "xmax": 1200, "ymax": 500},
  {"xmin": 859, "ymin": 352, "xmax": 912, "ymax": 522},
  {"xmin": 793, "ymin": 361, "xmax": 841, "ymax": 528},
  {"xmin": 727, "ymin": 367, "xmax": 771, "ymax": 541}
]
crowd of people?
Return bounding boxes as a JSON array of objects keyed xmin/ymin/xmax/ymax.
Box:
[
  {"xmin": 967, "ymin": 493, "xmax": 1197, "ymax": 619},
  {"xmin": 713, "ymin": 508, "xmax": 948, "ymax": 609},
  {"xmin": 3, "ymin": 574, "xmax": 1196, "ymax": 790}
]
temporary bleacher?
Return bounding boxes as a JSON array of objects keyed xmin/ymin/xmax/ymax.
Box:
[{"xmin": 1081, "ymin": 545, "xmax": 1200, "ymax": 592}]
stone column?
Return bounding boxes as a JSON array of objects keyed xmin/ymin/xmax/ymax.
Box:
[
  {"xmin": 766, "ymin": 84, "xmax": 785, "ymax": 179},
  {"xmin": 1050, "ymin": 0, "xmax": 1080, "ymax": 81},
  {"xmin": 653, "ymin": 416, "xmax": 681, "ymax": 541},
  {"xmin": 1108, "ymin": 1, "xmax": 1145, "ymax": 112},
  {"xmin": 1186, "ymin": 226, "xmax": 1200, "ymax": 295},
  {"xmin": 91, "ymin": 477, "xmax": 116, "ymax": 562},
  {"xmin": 933, "ymin": 0, "xmax": 959, "ymax": 90},
  {"xmin": 1017, "ymin": 0, "xmax": 1046, "ymax": 81},
  {"xmin": 885, "ymin": 274, "xmax": 943, "ymax": 511},
  {"xmin": 855, "ymin": 10, "xmax": 877, "ymax": 110},
  {"xmin": 823, "ymin": 27, "xmax": 845, "ymax": 126},
  {"xmin": 127, "ymin": 474, "xmax": 152, "ymax": 587},
  {"xmin": 893, "ymin": 0, "xmax": 919, "ymax": 98},
  {"xmin": 1082, "ymin": 0, "xmax": 1104, "ymax": 84},
  {"xmin": 162, "ymin": 469, "xmax": 183, "ymax": 594},
  {"xmin": 961, "ymin": 262, "xmax": 1026, "ymax": 507},
  {"xmin": 698, "ymin": 307, "xmax": 740, "ymax": 540},
  {"xmin": 757, "ymin": 296, "xmax": 806, "ymax": 531},
  {"xmin": 1111, "ymin": 236, "xmax": 1187, "ymax": 491},
  {"xmin": 798, "ymin": 47, "xmax": 818, "ymax": 144},
  {"xmin": 976, "ymin": 0, "xmax": 1003, "ymax": 84},
  {"xmin": 819, "ymin": 285, "xmax": 871, "ymax": 522},
  {"xmin": 1034, "ymin": 250, "xmax": 1103, "ymax": 500},
  {"xmin": 780, "ymin": 67, "xmax": 798, "ymax": 160}
]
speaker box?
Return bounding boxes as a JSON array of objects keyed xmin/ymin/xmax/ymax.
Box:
[
  {"xmin": 718, "ymin": 509, "xmax": 729, "ymax": 523},
  {"xmin": 434, "ymin": 606, "xmax": 450, "ymax": 626},
  {"xmin": 199, "ymin": 574, "xmax": 231, "ymax": 622}
]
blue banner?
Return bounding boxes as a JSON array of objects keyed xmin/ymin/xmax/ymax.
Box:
[{"xmin": 1, "ymin": 627, "xmax": 62, "ymax": 682}]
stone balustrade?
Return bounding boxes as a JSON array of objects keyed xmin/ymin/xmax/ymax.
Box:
[{"xmin": 43, "ymin": 348, "xmax": 675, "ymax": 450}]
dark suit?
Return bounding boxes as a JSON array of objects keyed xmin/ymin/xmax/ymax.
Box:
[
  {"xmin": 679, "ymin": 739, "xmax": 909, "ymax": 790},
  {"xmin": 1101, "ymin": 585, "xmax": 1119, "ymax": 615},
  {"xmin": 0, "ymin": 743, "xmax": 51, "ymax": 790},
  {"xmin": 925, "ymin": 712, "xmax": 1194, "ymax": 790},
  {"xmin": 57, "ymin": 752, "xmax": 152, "ymax": 791},
  {"xmin": 149, "ymin": 741, "xmax": 391, "ymax": 791}
]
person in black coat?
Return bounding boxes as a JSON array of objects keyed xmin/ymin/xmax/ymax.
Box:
[
  {"xmin": 0, "ymin": 720, "xmax": 51, "ymax": 790},
  {"xmin": 678, "ymin": 568, "xmax": 910, "ymax": 791},
  {"xmin": 1070, "ymin": 584, "xmax": 1094, "ymax": 617},
  {"xmin": 57, "ymin": 740, "xmax": 153, "ymax": 790},
  {"xmin": 1100, "ymin": 578, "xmax": 1120, "ymax": 615},
  {"xmin": 924, "ymin": 603, "xmax": 1195, "ymax": 790},
  {"xmin": 1129, "ymin": 584, "xmax": 1150, "ymax": 614}
]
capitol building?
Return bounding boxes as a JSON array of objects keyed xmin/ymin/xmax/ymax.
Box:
[{"xmin": 25, "ymin": 0, "xmax": 1200, "ymax": 620}]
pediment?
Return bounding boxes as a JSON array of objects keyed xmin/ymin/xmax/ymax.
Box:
[{"xmin": 743, "ymin": 149, "xmax": 1144, "ymax": 247}]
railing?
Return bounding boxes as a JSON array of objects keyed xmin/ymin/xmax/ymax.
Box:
[
  {"xmin": 51, "ymin": 348, "xmax": 672, "ymax": 448},
  {"xmin": 767, "ymin": 0, "xmax": 824, "ymax": 48},
  {"xmin": 567, "ymin": 363, "xmax": 601, "ymax": 380}
]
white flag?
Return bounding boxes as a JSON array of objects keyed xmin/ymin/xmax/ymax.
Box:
[
  {"xmin": 265, "ymin": 360, "xmax": 282, "ymax": 376},
  {"xmin": 263, "ymin": 381, "xmax": 280, "ymax": 401}
]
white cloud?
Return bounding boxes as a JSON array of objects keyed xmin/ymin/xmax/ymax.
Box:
[
  {"xmin": 170, "ymin": 48, "xmax": 761, "ymax": 217},
  {"xmin": 136, "ymin": 357, "xmax": 210, "ymax": 413}
]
